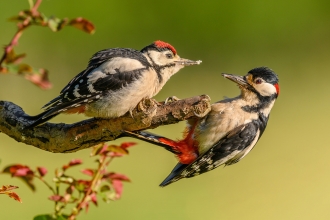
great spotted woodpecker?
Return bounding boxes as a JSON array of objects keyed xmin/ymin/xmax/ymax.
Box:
[
  {"xmin": 28, "ymin": 41, "xmax": 201, "ymax": 127},
  {"xmin": 124, "ymin": 67, "xmax": 279, "ymax": 186}
]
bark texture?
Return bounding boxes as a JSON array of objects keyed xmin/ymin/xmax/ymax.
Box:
[{"xmin": 0, "ymin": 95, "xmax": 211, "ymax": 153}]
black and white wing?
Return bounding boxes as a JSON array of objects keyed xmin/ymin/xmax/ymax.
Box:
[
  {"xmin": 160, "ymin": 121, "xmax": 263, "ymax": 186},
  {"xmin": 30, "ymin": 48, "xmax": 151, "ymax": 126}
]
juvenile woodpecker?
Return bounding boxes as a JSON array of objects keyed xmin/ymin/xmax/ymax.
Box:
[
  {"xmin": 28, "ymin": 41, "xmax": 201, "ymax": 127},
  {"xmin": 124, "ymin": 67, "xmax": 279, "ymax": 186}
]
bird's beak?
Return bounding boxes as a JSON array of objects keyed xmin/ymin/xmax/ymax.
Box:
[
  {"xmin": 222, "ymin": 73, "xmax": 249, "ymax": 88},
  {"xmin": 175, "ymin": 58, "xmax": 202, "ymax": 66}
]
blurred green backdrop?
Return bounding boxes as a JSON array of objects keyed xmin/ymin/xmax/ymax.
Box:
[{"xmin": 1, "ymin": 0, "xmax": 330, "ymax": 219}]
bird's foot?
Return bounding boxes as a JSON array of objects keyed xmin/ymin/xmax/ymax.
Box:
[
  {"xmin": 137, "ymin": 98, "xmax": 158, "ymax": 115},
  {"xmin": 193, "ymin": 95, "xmax": 211, "ymax": 118},
  {"xmin": 164, "ymin": 96, "xmax": 180, "ymax": 104}
]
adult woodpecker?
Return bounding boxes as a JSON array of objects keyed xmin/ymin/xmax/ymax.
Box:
[
  {"xmin": 124, "ymin": 67, "xmax": 279, "ymax": 186},
  {"xmin": 28, "ymin": 41, "xmax": 202, "ymax": 127}
]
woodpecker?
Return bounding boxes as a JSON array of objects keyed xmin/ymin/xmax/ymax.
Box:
[
  {"xmin": 28, "ymin": 41, "xmax": 201, "ymax": 127},
  {"xmin": 123, "ymin": 67, "xmax": 279, "ymax": 186}
]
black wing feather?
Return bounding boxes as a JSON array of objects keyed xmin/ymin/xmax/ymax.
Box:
[
  {"xmin": 60, "ymin": 48, "xmax": 149, "ymax": 95},
  {"xmin": 161, "ymin": 122, "xmax": 261, "ymax": 186},
  {"xmin": 41, "ymin": 48, "xmax": 150, "ymax": 111}
]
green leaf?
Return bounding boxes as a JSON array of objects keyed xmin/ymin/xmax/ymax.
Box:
[
  {"xmin": 47, "ymin": 17, "xmax": 68, "ymax": 32},
  {"xmin": 90, "ymin": 143, "xmax": 105, "ymax": 156},
  {"xmin": 100, "ymin": 185, "xmax": 111, "ymax": 192},
  {"xmin": 33, "ymin": 214, "xmax": 67, "ymax": 220},
  {"xmin": 8, "ymin": 15, "xmax": 27, "ymax": 22},
  {"xmin": 4, "ymin": 49, "xmax": 26, "ymax": 64}
]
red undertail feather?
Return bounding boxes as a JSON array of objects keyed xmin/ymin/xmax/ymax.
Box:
[
  {"xmin": 161, "ymin": 120, "xmax": 199, "ymax": 164},
  {"xmin": 154, "ymin": 40, "xmax": 177, "ymax": 55},
  {"xmin": 63, "ymin": 106, "xmax": 86, "ymax": 114},
  {"xmin": 158, "ymin": 137, "xmax": 198, "ymax": 164},
  {"xmin": 176, "ymin": 140, "xmax": 198, "ymax": 164}
]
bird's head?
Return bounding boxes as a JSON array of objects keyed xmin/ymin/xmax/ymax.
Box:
[
  {"xmin": 141, "ymin": 40, "xmax": 201, "ymax": 75},
  {"xmin": 222, "ymin": 67, "xmax": 279, "ymax": 104}
]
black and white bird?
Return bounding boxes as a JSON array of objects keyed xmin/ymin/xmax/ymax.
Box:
[
  {"xmin": 124, "ymin": 67, "xmax": 279, "ymax": 186},
  {"xmin": 28, "ymin": 41, "xmax": 201, "ymax": 127}
]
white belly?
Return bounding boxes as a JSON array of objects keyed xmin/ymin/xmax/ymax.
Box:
[{"xmin": 84, "ymin": 71, "xmax": 161, "ymax": 118}]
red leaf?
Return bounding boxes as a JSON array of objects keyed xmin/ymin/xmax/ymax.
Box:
[
  {"xmin": 120, "ymin": 142, "xmax": 137, "ymax": 149},
  {"xmin": 14, "ymin": 168, "xmax": 32, "ymax": 177},
  {"xmin": 103, "ymin": 172, "xmax": 130, "ymax": 182},
  {"xmin": 112, "ymin": 180, "xmax": 123, "ymax": 200},
  {"xmin": 69, "ymin": 17, "xmax": 95, "ymax": 34},
  {"xmin": 69, "ymin": 159, "xmax": 83, "ymax": 166},
  {"xmin": 2, "ymin": 165, "xmax": 35, "ymax": 191},
  {"xmin": 48, "ymin": 195, "xmax": 64, "ymax": 202},
  {"xmin": 6, "ymin": 164, "xmax": 33, "ymax": 177},
  {"xmin": 0, "ymin": 185, "xmax": 22, "ymax": 203},
  {"xmin": 13, "ymin": 167, "xmax": 31, "ymax": 177},
  {"xmin": 37, "ymin": 167, "xmax": 48, "ymax": 177},
  {"xmin": 0, "ymin": 185, "xmax": 19, "ymax": 192},
  {"xmin": 99, "ymin": 144, "xmax": 110, "ymax": 155},
  {"xmin": 90, "ymin": 193, "xmax": 98, "ymax": 206},
  {"xmin": 25, "ymin": 69, "xmax": 52, "ymax": 90},
  {"xmin": 62, "ymin": 159, "xmax": 83, "ymax": 171},
  {"xmin": 81, "ymin": 169, "xmax": 94, "ymax": 176},
  {"xmin": 7, "ymin": 192, "xmax": 22, "ymax": 203}
]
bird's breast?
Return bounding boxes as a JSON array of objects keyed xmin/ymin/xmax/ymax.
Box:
[{"xmin": 194, "ymin": 101, "xmax": 259, "ymax": 155}]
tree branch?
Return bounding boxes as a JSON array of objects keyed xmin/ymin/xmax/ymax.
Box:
[{"xmin": 0, "ymin": 95, "xmax": 211, "ymax": 153}]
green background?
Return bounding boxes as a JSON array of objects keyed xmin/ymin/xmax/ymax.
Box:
[{"xmin": 1, "ymin": 0, "xmax": 330, "ymax": 219}]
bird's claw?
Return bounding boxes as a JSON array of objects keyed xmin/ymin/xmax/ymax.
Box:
[
  {"xmin": 138, "ymin": 98, "xmax": 158, "ymax": 114},
  {"xmin": 164, "ymin": 96, "xmax": 180, "ymax": 104},
  {"xmin": 193, "ymin": 96, "xmax": 212, "ymax": 118}
]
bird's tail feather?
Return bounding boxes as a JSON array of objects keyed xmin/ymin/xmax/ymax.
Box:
[
  {"xmin": 25, "ymin": 110, "xmax": 59, "ymax": 128},
  {"xmin": 159, "ymin": 163, "xmax": 187, "ymax": 187},
  {"xmin": 121, "ymin": 130, "xmax": 180, "ymax": 154}
]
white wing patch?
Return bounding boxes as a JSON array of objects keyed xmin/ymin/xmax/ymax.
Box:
[
  {"xmin": 85, "ymin": 57, "xmax": 146, "ymax": 94},
  {"xmin": 73, "ymin": 84, "xmax": 81, "ymax": 97},
  {"xmin": 101, "ymin": 57, "xmax": 145, "ymax": 74}
]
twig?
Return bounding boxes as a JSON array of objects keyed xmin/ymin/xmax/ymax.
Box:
[
  {"xmin": 34, "ymin": 175, "xmax": 56, "ymax": 194},
  {"xmin": 68, "ymin": 155, "xmax": 110, "ymax": 220},
  {"xmin": 0, "ymin": 0, "xmax": 42, "ymax": 66}
]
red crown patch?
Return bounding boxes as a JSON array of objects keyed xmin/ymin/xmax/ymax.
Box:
[{"xmin": 154, "ymin": 40, "xmax": 177, "ymax": 55}]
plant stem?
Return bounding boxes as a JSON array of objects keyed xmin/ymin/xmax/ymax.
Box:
[
  {"xmin": 34, "ymin": 175, "xmax": 56, "ymax": 194},
  {"xmin": 68, "ymin": 155, "xmax": 111, "ymax": 220},
  {"xmin": 31, "ymin": 0, "xmax": 42, "ymax": 16},
  {"xmin": 0, "ymin": 0, "xmax": 42, "ymax": 66},
  {"xmin": 54, "ymin": 182, "xmax": 60, "ymax": 216}
]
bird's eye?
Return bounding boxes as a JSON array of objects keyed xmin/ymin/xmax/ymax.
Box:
[
  {"xmin": 255, "ymin": 79, "xmax": 262, "ymax": 84},
  {"xmin": 166, "ymin": 53, "xmax": 173, "ymax": 59}
]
